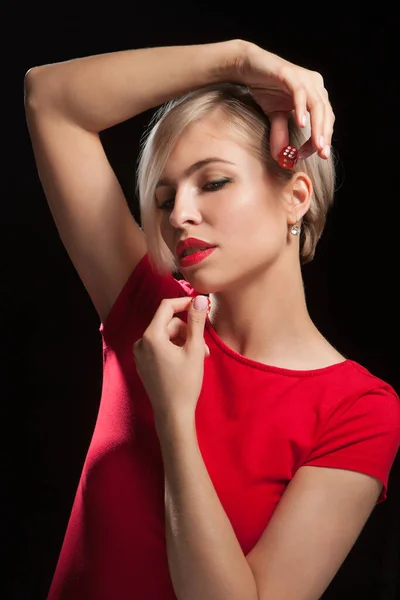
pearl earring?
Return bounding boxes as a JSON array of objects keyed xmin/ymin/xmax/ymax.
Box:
[{"xmin": 291, "ymin": 223, "xmax": 300, "ymax": 236}]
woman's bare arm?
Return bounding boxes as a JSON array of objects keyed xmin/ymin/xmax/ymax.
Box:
[{"xmin": 24, "ymin": 40, "xmax": 244, "ymax": 323}]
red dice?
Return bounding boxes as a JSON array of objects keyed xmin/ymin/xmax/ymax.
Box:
[{"xmin": 278, "ymin": 145, "xmax": 299, "ymax": 169}]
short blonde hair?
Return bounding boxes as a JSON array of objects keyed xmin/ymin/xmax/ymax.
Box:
[{"xmin": 137, "ymin": 83, "xmax": 336, "ymax": 276}]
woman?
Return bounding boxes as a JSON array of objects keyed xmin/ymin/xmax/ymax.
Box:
[{"xmin": 24, "ymin": 39, "xmax": 400, "ymax": 600}]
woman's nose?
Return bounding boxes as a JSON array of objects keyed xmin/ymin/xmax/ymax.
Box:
[{"xmin": 169, "ymin": 191, "xmax": 202, "ymax": 227}]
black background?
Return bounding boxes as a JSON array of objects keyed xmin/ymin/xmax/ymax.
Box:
[{"xmin": 4, "ymin": 2, "xmax": 399, "ymax": 599}]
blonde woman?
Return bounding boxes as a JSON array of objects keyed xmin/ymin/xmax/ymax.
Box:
[{"xmin": 24, "ymin": 40, "xmax": 400, "ymax": 600}]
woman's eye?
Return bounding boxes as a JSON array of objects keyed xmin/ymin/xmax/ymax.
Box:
[
  {"xmin": 203, "ymin": 178, "xmax": 231, "ymax": 192},
  {"xmin": 157, "ymin": 178, "xmax": 231, "ymax": 210},
  {"xmin": 158, "ymin": 197, "xmax": 175, "ymax": 211}
]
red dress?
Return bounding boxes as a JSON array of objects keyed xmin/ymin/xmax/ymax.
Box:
[{"xmin": 47, "ymin": 253, "xmax": 400, "ymax": 600}]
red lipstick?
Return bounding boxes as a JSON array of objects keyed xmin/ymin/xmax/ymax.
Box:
[{"xmin": 179, "ymin": 247, "xmax": 216, "ymax": 268}]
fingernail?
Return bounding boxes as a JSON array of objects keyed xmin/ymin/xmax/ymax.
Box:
[
  {"xmin": 319, "ymin": 135, "xmax": 325, "ymax": 149},
  {"xmin": 301, "ymin": 114, "xmax": 307, "ymax": 127},
  {"xmin": 193, "ymin": 295, "xmax": 211, "ymax": 312},
  {"xmin": 322, "ymin": 144, "xmax": 330, "ymax": 158}
]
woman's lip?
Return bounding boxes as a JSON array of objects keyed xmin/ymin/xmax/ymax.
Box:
[
  {"xmin": 180, "ymin": 245, "xmax": 215, "ymax": 259},
  {"xmin": 179, "ymin": 246, "xmax": 217, "ymax": 267}
]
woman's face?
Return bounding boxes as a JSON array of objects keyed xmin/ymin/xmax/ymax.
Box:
[{"xmin": 156, "ymin": 113, "xmax": 291, "ymax": 293}]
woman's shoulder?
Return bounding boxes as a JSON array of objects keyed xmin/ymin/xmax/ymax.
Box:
[
  {"xmin": 302, "ymin": 338, "xmax": 397, "ymax": 400},
  {"xmin": 340, "ymin": 359, "xmax": 399, "ymax": 398},
  {"xmin": 315, "ymin": 358, "xmax": 400, "ymax": 428}
]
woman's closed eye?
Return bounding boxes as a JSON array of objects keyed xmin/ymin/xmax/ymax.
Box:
[
  {"xmin": 157, "ymin": 177, "xmax": 232, "ymax": 210},
  {"xmin": 203, "ymin": 178, "xmax": 232, "ymax": 192}
]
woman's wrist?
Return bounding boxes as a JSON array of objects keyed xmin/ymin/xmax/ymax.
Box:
[{"xmin": 211, "ymin": 38, "xmax": 252, "ymax": 84}]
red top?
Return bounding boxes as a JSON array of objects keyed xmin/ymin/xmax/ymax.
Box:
[{"xmin": 47, "ymin": 253, "xmax": 400, "ymax": 600}]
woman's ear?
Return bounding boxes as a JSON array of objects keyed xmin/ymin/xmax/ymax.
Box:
[{"xmin": 285, "ymin": 171, "xmax": 313, "ymax": 225}]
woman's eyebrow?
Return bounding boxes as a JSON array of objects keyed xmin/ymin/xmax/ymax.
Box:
[{"xmin": 156, "ymin": 157, "xmax": 235, "ymax": 188}]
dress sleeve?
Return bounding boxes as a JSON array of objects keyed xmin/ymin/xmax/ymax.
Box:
[
  {"xmin": 304, "ymin": 386, "xmax": 400, "ymax": 503},
  {"xmin": 99, "ymin": 252, "xmax": 195, "ymax": 342}
]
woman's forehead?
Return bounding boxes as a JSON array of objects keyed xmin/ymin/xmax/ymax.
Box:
[{"xmin": 167, "ymin": 119, "xmax": 251, "ymax": 165}]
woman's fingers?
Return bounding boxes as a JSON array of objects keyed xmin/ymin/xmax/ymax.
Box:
[
  {"xmin": 322, "ymin": 87, "xmax": 335, "ymax": 158},
  {"xmin": 297, "ymin": 138, "xmax": 315, "ymax": 161},
  {"xmin": 167, "ymin": 317, "xmax": 209, "ymax": 355},
  {"xmin": 165, "ymin": 316, "xmax": 186, "ymax": 347},
  {"xmin": 298, "ymin": 91, "xmax": 333, "ymax": 160},
  {"xmin": 305, "ymin": 75, "xmax": 334, "ymax": 159},
  {"xmin": 249, "ymin": 57, "xmax": 335, "ymax": 163},
  {"xmin": 270, "ymin": 100, "xmax": 333, "ymax": 164},
  {"xmin": 269, "ymin": 111, "xmax": 290, "ymax": 161},
  {"xmin": 307, "ymin": 92, "xmax": 326, "ymax": 155},
  {"xmin": 293, "ymin": 86, "xmax": 308, "ymax": 129}
]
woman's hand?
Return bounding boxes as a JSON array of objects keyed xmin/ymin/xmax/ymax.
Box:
[
  {"xmin": 133, "ymin": 296, "xmax": 210, "ymax": 429},
  {"xmin": 229, "ymin": 40, "xmax": 334, "ymax": 161}
]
